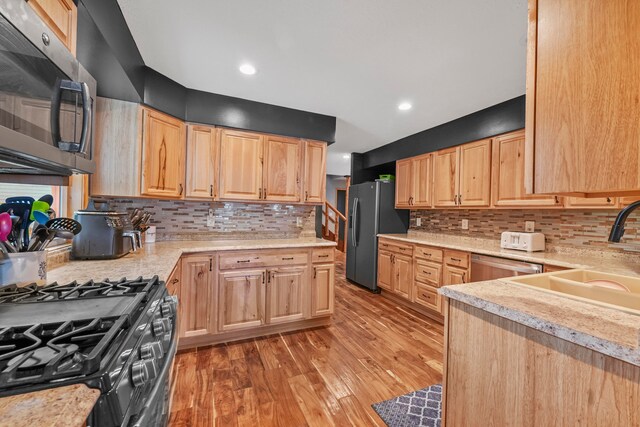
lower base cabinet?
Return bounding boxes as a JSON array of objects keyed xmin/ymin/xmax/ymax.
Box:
[{"xmin": 175, "ymin": 247, "xmax": 335, "ymax": 349}]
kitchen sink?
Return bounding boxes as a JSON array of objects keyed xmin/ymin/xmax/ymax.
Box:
[{"xmin": 504, "ymin": 269, "xmax": 640, "ymax": 315}]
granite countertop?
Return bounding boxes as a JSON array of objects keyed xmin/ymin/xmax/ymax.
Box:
[
  {"xmin": 0, "ymin": 384, "xmax": 100, "ymax": 427},
  {"xmin": 377, "ymin": 232, "xmax": 640, "ymax": 365},
  {"xmin": 49, "ymin": 238, "xmax": 336, "ymax": 284}
]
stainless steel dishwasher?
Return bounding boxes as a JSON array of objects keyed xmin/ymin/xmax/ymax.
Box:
[{"xmin": 470, "ymin": 254, "xmax": 543, "ymax": 282}]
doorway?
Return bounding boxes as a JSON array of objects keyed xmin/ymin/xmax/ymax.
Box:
[{"xmin": 336, "ymin": 188, "xmax": 347, "ymax": 251}]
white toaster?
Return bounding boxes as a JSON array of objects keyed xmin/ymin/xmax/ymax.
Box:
[{"xmin": 500, "ymin": 231, "xmax": 546, "ymax": 252}]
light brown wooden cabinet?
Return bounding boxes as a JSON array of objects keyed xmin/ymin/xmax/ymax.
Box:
[
  {"xmin": 396, "ymin": 154, "xmax": 432, "ymax": 208},
  {"xmin": 218, "ymin": 269, "xmax": 265, "ymax": 332},
  {"xmin": 393, "ymin": 254, "xmax": 413, "ymax": 300},
  {"xmin": 492, "ymin": 130, "xmax": 560, "ymax": 207},
  {"xmin": 263, "ymin": 135, "xmax": 302, "ymax": 202},
  {"xmin": 458, "ymin": 139, "xmax": 492, "ymax": 207},
  {"xmin": 565, "ymin": 197, "xmax": 616, "ymax": 209},
  {"xmin": 303, "ymin": 140, "xmax": 327, "ymax": 204},
  {"xmin": 311, "ymin": 263, "xmax": 335, "ymax": 317},
  {"xmin": 377, "ymin": 251, "xmax": 394, "ymax": 291},
  {"xmin": 140, "ymin": 107, "xmax": 186, "ymax": 199},
  {"xmin": 433, "ymin": 147, "xmax": 459, "ymax": 208},
  {"xmin": 218, "ymin": 129, "xmax": 264, "ymax": 201},
  {"xmin": 266, "ymin": 266, "xmax": 307, "ymax": 324},
  {"xmin": 179, "ymin": 255, "xmax": 214, "ymax": 339},
  {"xmin": 525, "ymin": 0, "xmax": 640, "ymax": 197},
  {"xmin": 28, "ymin": 0, "xmax": 77, "ymax": 55},
  {"xmin": 377, "ymin": 239, "xmax": 413, "ymax": 299},
  {"xmin": 443, "ymin": 264, "xmax": 468, "ymax": 287},
  {"xmin": 185, "ymin": 125, "xmax": 219, "ymax": 199}
]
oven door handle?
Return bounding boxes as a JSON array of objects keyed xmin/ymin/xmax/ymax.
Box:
[{"xmin": 51, "ymin": 79, "xmax": 92, "ymax": 154}]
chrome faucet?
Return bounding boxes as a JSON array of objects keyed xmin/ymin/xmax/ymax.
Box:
[{"xmin": 608, "ymin": 200, "xmax": 640, "ymax": 242}]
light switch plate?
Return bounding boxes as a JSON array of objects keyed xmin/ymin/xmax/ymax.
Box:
[
  {"xmin": 461, "ymin": 219, "xmax": 469, "ymax": 230},
  {"xmin": 416, "ymin": 217, "xmax": 422, "ymax": 227},
  {"xmin": 207, "ymin": 209, "xmax": 215, "ymax": 227},
  {"xmin": 296, "ymin": 217, "xmax": 303, "ymax": 228},
  {"xmin": 525, "ymin": 221, "xmax": 535, "ymax": 232}
]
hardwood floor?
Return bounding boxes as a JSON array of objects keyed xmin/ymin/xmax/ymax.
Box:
[{"xmin": 169, "ymin": 252, "xmax": 444, "ymax": 426}]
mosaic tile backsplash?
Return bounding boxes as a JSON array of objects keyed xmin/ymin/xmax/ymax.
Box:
[
  {"xmin": 102, "ymin": 198, "xmax": 317, "ymax": 241},
  {"xmin": 410, "ymin": 209, "xmax": 640, "ymax": 253}
]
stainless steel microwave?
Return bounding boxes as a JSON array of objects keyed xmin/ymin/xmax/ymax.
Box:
[{"xmin": 0, "ymin": 0, "xmax": 96, "ymax": 177}]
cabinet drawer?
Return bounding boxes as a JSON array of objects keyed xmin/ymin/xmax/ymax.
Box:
[
  {"xmin": 414, "ymin": 283, "xmax": 441, "ymax": 312},
  {"xmin": 414, "ymin": 260, "xmax": 441, "ymax": 287},
  {"xmin": 444, "ymin": 250, "xmax": 469, "ymax": 268},
  {"xmin": 414, "ymin": 245, "xmax": 443, "ymax": 262},
  {"xmin": 312, "ymin": 248, "xmax": 335, "ymax": 263},
  {"xmin": 219, "ymin": 252, "xmax": 307, "ymax": 270},
  {"xmin": 378, "ymin": 239, "xmax": 413, "ymax": 255}
]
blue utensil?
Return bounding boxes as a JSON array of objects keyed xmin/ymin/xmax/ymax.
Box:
[{"xmin": 33, "ymin": 210, "xmax": 50, "ymax": 225}]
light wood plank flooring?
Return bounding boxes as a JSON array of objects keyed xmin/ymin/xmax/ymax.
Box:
[{"xmin": 169, "ymin": 252, "xmax": 444, "ymax": 426}]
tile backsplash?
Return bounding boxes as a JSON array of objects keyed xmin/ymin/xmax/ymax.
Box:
[
  {"xmin": 102, "ymin": 198, "xmax": 317, "ymax": 241},
  {"xmin": 410, "ymin": 209, "xmax": 639, "ymax": 253}
]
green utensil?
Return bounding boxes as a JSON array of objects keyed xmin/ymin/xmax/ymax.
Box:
[{"xmin": 29, "ymin": 200, "xmax": 50, "ymax": 221}]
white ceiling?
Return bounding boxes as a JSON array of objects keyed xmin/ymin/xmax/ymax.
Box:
[{"xmin": 118, "ymin": 0, "xmax": 528, "ymax": 175}]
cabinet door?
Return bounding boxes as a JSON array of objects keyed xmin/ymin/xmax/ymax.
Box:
[
  {"xmin": 28, "ymin": 0, "xmax": 77, "ymax": 55},
  {"xmin": 311, "ymin": 263, "xmax": 335, "ymax": 317},
  {"xmin": 264, "ymin": 136, "xmax": 302, "ymax": 202},
  {"xmin": 166, "ymin": 259, "xmax": 182, "ymax": 297},
  {"xmin": 433, "ymin": 147, "xmax": 459, "ymax": 207},
  {"xmin": 565, "ymin": 197, "xmax": 616, "ymax": 209},
  {"xmin": 492, "ymin": 131, "xmax": 559, "ymax": 207},
  {"xmin": 443, "ymin": 264, "xmax": 468, "ymax": 286},
  {"xmin": 459, "ymin": 139, "xmax": 491, "ymax": 207},
  {"xmin": 395, "ymin": 159, "xmax": 413, "ymax": 208},
  {"xmin": 219, "ymin": 129, "xmax": 264, "ymax": 201},
  {"xmin": 412, "ymin": 154, "xmax": 432, "ymax": 208},
  {"xmin": 393, "ymin": 254, "xmax": 412, "ymax": 300},
  {"xmin": 185, "ymin": 125, "xmax": 218, "ymax": 199},
  {"xmin": 180, "ymin": 256, "xmax": 213, "ymax": 339},
  {"xmin": 619, "ymin": 197, "xmax": 640, "ymax": 207},
  {"xmin": 377, "ymin": 251, "xmax": 393, "ymax": 291},
  {"xmin": 140, "ymin": 108, "xmax": 186, "ymax": 198},
  {"xmin": 526, "ymin": 0, "xmax": 640, "ymax": 196},
  {"xmin": 303, "ymin": 141, "xmax": 327, "ymax": 203},
  {"xmin": 266, "ymin": 267, "xmax": 307, "ymax": 324},
  {"xmin": 218, "ymin": 269, "xmax": 265, "ymax": 332}
]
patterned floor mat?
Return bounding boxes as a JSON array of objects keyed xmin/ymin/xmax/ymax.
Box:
[{"xmin": 372, "ymin": 384, "xmax": 442, "ymax": 427}]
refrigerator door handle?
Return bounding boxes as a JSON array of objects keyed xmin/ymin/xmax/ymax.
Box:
[{"xmin": 351, "ymin": 197, "xmax": 359, "ymax": 247}]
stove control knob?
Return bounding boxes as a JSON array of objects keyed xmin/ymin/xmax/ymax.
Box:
[
  {"xmin": 131, "ymin": 360, "xmax": 149, "ymax": 387},
  {"xmin": 140, "ymin": 342, "xmax": 164, "ymax": 360},
  {"xmin": 160, "ymin": 302, "xmax": 174, "ymax": 317},
  {"xmin": 152, "ymin": 318, "xmax": 171, "ymax": 337}
]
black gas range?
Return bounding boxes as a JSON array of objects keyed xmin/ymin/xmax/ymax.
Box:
[{"xmin": 0, "ymin": 276, "xmax": 178, "ymax": 427}]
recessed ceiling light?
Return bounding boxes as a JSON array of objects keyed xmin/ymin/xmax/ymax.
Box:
[
  {"xmin": 343, "ymin": 154, "xmax": 351, "ymax": 159},
  {"xmin": 239, "ymin": 64, "xmax": 256, "ymax": 75},
  {"xmin": 398, "ymin": 102, "xmax": 412, "ymax": 111}
]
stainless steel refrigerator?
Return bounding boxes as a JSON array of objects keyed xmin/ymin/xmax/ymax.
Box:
[{"xmin": 346, "ymin": 181, "xmax": 409, "ymax": 291}]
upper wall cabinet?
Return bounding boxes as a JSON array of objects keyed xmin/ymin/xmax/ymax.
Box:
[
  {"xmin": 219, "ymin": 129, "xmax": 264, "ymax": 201},
  {"xmin": 140, "ymin": 107, "xmax": 187, "ymax": 199},
  {"xmin": 492, "ymin": 130, "xmax": 560, "ymax": 208},
  {"xmin": 28, "ymin": 0, "xmax": 77, "ymax": 55},
  {"xmin": 433, "ymin": 147, "xmax": 459, "ymax": 208},
  {"xmin": 525, "ymin": 0, "xmax": 640, "ymax": 196},
  {"xmin": 303, "ymin": 140, "xmax": 327, "ymax": 204},
  {"xmin": 186, "ymin": 125, "xmax": 219, "ymax": 200},
  {"xmin": 263, "ymin": 135, "xmax": 302, "ymax": 202},
  {"xmin": 396, "ymin": 154, "xmax": 432, "ymax": 209}
]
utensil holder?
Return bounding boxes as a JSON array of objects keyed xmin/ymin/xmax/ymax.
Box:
[{"xmin": 0, "ymin": 251, "xmax": 47, "ymax": 287}]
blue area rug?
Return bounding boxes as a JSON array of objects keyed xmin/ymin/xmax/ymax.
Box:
[{"xmin": 372, "ymin": 384, "xmax": 442, "ymax": 427}]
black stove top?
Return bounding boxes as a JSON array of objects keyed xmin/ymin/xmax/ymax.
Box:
[{"xmin": 0, "ymin": 277, "xmax": 162, "ymax": 391}]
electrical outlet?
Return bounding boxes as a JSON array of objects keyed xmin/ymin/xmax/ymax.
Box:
[
  {"xmin": 207, "ymin": 208, "xmax": 215, "ymax": 227},
  {"xmin": 296, "ymin": 217, "xmax": 303, "ymax": 228},
  {"xmin": 525, "ymin": 221, "xmax": 535, "ymax": 232},
  {"xmin": 461, "ymin": 219, "xmax": 469, "ymax": 230},
  {"xmin": 416, "ymin": 217, "xmax": 422, "ymax": 227}
]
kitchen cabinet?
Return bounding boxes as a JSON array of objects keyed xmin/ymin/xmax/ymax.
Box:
[
  {"xmin": 525, "ymin": 0, "xmax": 640, "ymax": 197},
  {"xmin": 377, "ymin": 239, "xmax": 413, "ymax": 299},
  {"xmin": 166, "ymin": 259, "xmax": 182, "ymax": 297},
  {"xmin": 219, "ymin": 129, "xmax": 264, "ymax": 201},
  {"xmin": 311, "ymin": 263, "xmax": 335, "ymax": 317},
  {"xmin": 565, "ymin": 197, "xmax": 616, "ymax": 209},
  {"xmin": 458, "ymin": 139, "xmax": 492, "ymax": 207},
  {"xmin": 218, "ymin": 269, "xmax": 265, "ymax": 332},
  {"xmin": 179, "ymin": 255, "xmax": 214, "ymax": 339},
  {"xmin": 263, "ymin": 135, "xmax": 302, "ymax": 202},
  {"xmin": 395, "ymin": 154, "xmax": 432, "ymax": 209},
  {"xmin": 266, "ymin": 266, "xmax": 307, "ymax": 324},
  {"xmin": 185, "ymin": 125, "xmax": 219, "ymax": 199},
  {"xmin": 492, "ymin": 130, "xmax": 560, "ymax": 208},
  {"xmin": 433, "ymin": 147, "xmax": 459, "ymax": 208},
  {"xmin": 443, "ymin": 264, "xmax": 468, "ymax": 287},
  {"xmin": 377, "ymin": 251, "xmax": 393, "ymax": 291},
  {"xmin": 28, "ymin": 0, "xmax": 77, "ymax": 55},
  {"xmin": 140, "ymin": 107, "xmax": 186, "ymax": 199},
  {"xmin": 303, "ymin": 140, "xmax": 327, "ymax": 204},
  {"xmin": 393, "ymin": 254, "xmax": 413, "ymax": 300},
  {"xmin": 619, "ymin": 197, "xmax": 640, "ymax": 208}
]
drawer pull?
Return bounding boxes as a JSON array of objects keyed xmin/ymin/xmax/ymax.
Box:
[
  {"xmin": 237, "ymin": 260, "xmax": 251, "ymax": 263},
  {"xmin": 422, "ymin": 270, "xmax": 431, "ymax": 275},
  {"xmin": 282, "ymin": 257, "xmax": 294, "ymax": 260},
  {"xmin": 318, "ymin": 254, "xmax": 329, "ymax": 258},
  {"xmin": 450, "ymin": 257, "xmax": 462, "ymax": 262},
  {"xmin": 171, "ymin": 278, "xmax": 179, "ymax": 284},
  {"xmin": 424, "ymin": 253, "xmax": 432, "ymax": 257}
]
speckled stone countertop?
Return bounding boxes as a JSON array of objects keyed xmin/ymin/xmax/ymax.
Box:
[
  {"xmin": 0, "ymin": 384, "xmax": 100, "ymax": 427},
  {"xmin": 49, "ymin": 238, "xmax": 336, "ymax": 284},
  {"xmin": 379, "ymin": 232, "xmax": 640, "ymax": 365},
  {"xmin": 379, "ymin": 231, "xmax": 640, "ymax": 275}
]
